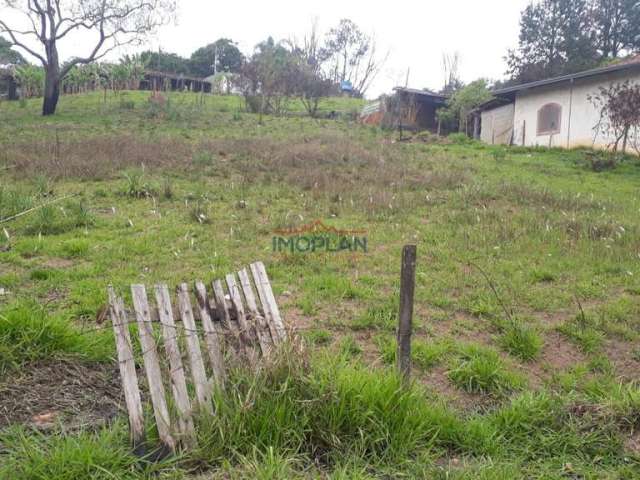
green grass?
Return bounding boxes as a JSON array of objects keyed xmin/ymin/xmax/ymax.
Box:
[
  {"xmin": 0, "ymin": 302, "xmax": 112, "ymax": 374},
  {"xmin": 1, "ymin": 91, "xmax": 640, "ymax": 478},
  {"xmin": 377, "ymin": 335, "xmax": 452, "ymax": 370},
  {"xmin": 2, "ymin": 352, "xmax": 638, "ymax": 479},
  {"xmin": 498, "ymin": 321, "xmax": 543, "ymax": 361},
  {"xmin": 448, "ymin": 344, "xmax": 526, "ymax": 395}
]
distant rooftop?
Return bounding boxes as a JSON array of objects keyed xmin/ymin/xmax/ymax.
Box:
[
  {"xmin": 393, "ymin": 86, "xmax": 448, "ymax": 99},
  {"xmin": 493, "ymin": 55, "xmax": 640, "ymax": 96}
]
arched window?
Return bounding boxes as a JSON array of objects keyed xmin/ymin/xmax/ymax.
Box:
[{"xmin": 537, "ymin": 103, "xmax": 562, "ymax": 136}]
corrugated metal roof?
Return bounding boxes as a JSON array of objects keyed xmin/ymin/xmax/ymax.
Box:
[
  {"xmin": 493, "ymin": 55, "xmax": 640, "ymax": 95},
  {"xmin": 393, "ymin": 86, "xmax": 448, "ymax": 99}
]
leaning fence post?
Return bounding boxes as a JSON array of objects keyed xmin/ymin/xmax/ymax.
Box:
[{"xmin": 397, "ymin": 244, "xmax": 417, "ymax": 383}]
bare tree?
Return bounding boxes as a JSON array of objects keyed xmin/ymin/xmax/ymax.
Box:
[
  {"xmin": 286, "ymin": 18, "xmax": 323, "ymax": 74},
  {"xmin": 441, "ymin": 52, "xmax": 462, "ymax": 94},
  {"xmin": 0, "ymin": 0, "xmax": 175, "ymax": 115},
  {"xmin": 321, "ymin": 19, "xmax": 386, "ymax": 97},
  {"xmin": 589, "ymin": 81, "xmax": 640, "ymax": 154}
]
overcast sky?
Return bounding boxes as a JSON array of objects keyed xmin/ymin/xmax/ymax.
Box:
[{"xmin": 2, "ymin": 0, "xmax": 531, "ymax": 98}]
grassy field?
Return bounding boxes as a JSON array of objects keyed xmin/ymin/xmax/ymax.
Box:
[{"xmin": 1, "ymin": 90, "xmax": 640, "ymax": 479}]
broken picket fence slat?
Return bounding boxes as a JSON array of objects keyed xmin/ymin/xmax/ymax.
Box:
[
  {"xmin": 154, "ymin": 284, "xmax": 196, "ymax": 448},
  {"xmin": 108, "ymin": 262, "xmax": 286, "ymax": 453},
  {"xmin": 108, "ymin": 287, "xmax": 145, "ymax": 454},
  {"xmin": 131, "ymin": 284, "xmax": 176, "ymax": 454}
]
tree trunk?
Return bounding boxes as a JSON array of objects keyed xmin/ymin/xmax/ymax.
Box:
[
  {"xmin": 42, "ymin": 42, "xmax": 61, "ymax": 116},
  {"xmin": 42, "ymin": 68, "xmax": 61, "ymax": 116},
  {"xmin": 622, "ymin": 125, "xmax": 630, "ymax": 154}
]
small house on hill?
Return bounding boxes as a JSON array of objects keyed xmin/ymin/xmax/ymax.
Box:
[
  {"xmin": 360, "ymin": 87, "xmax": 448, "ymax": 133},
  {"xmin": 204, "ymin": 72, "xmax": 241, "ymax": 95},
  {"xmin": 478, "ymin": 56, "xmax": 640, "ymax": 151}
]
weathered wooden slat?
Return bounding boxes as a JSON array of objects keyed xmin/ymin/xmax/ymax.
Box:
[
  {"xmin": 227, "ymin": 273, "xmax": 260, "ymax": 359},
  {"xmin": 154, "ymin": 284, "xmax": 196, "ymax": 447},
  {"xmin": 108, "ymin": 286, "xmax": 145, "ymax": 453},
  {"xmin": 250, "ymin": 263, "xmax": 282, "ymax": 344},
  {"xmin": 176, "ymin": 283, "xmax": 212, "ymax": 413},
  {"xmin": 194, "ymin": 281, "xmax": 226, "ymax": 386},
  {"xmin": 225, "ymin": 274, "xmax": 250, "ymax": 334},
  {"xmin": 254, "ymin": 262, "xmax": 286, "ymax": 340},
  {"xmin": 131, "ymin": 285, "xmax": 176, "ymax": 454},
  {"xmin": 238, "ymin": 268, "xmax": 272, "ymax": 356},
  {"xmin": 212, "ymin": 278, "xmax": 244, "ymax": 357},
  {"xmin": 212, "ymin": 279, "xmax": 235, "ymax": 334}
]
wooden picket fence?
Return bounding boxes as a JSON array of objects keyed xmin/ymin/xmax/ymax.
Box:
[{"xmin": 107, "ymin": 261, "xmax": 286, "ymax": 455}]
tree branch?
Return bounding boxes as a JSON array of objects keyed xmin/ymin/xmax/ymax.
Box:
[{"xmin": 0, "ymin": 19, "xmax": 47, "ymax": 64}]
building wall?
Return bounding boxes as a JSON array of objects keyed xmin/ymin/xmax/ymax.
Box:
[
  {"xmin": 480, "ymin": 103, "xmax": 515, "ymax": 145},
  {"xmin": 512, "ymin": 69, "xmax": 640, "ymax": 151}
]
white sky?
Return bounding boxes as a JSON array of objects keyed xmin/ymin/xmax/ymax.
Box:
[{"xmin": 2, "ymin": 0, "xmax": 531, "ymax": 98}]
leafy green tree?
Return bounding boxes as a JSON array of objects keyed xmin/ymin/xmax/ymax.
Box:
[
  {"xmin": 14, "ymin": 64, "xmax": 45, "ymax": 98},
  {"xmin": 591, "ymin": 0, "xmax": 640, "ymax": 58},
  {"xmin": 140, "ymin": 50, "xmax": 190, "ymax": 74},
  {"xmin": 438, "ymin": 79, "xmax": 493, "ymax": 134},
  {"xmin": 189, "ymin": 39, "xmax": 244, "ymax": 77},
  {"xmin": 507, "ymin": 0, "xmax": 597, "ymax": 83},
  {"xmin": 507, "ymin": 0, "xmax": 640, "ymax": 83},
  {"xmin": 240, "ymin": 38, "xmax": 298, "ymax": 120},
  {"xmin": 0, "ymin": 36, "xmax": 25, "ymax": 65}
]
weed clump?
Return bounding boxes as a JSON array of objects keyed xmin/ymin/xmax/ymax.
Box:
[
  {"xmin": 120, "ymin": 170, "xmax": 156, "ymax": 198},
  {"xmin": 448, "ymin": 344, "xmax": 525, "ymax": 395},
  {"xmin": 23, "ymin": 200, "xmax": 95, "ymax": 236},
  {"xmin": 498, "ymin": 321, "xmax": 543, "ymax": 361}
]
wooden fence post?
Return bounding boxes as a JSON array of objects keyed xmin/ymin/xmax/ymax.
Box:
[{"xmin": 397, "ymin": 245, "xmax": 417, "ymax": 383}]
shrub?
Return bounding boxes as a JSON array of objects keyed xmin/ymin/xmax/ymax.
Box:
[{"xmin": 448, "ymin": 132, "xmax": 476, "ymax": 145}]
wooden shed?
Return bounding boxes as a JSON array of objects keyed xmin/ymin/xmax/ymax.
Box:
[{"xmin": 385, "ymin": 87, "xmax": 448, "ymax": 132}]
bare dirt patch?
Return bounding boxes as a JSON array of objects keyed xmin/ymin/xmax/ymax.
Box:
[
  {"xmin": 605, "ymin": 339, "xmax": 640, "ymax": 381},
  {"xmin": 519, "ymin": 330, "xmax": 587, "ymax": 389},
  {"xmin": 0, "ymin": 359, "xmax": 121, "ymax": 430}
]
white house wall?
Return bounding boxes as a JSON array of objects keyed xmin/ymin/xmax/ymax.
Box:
[
  {"xmin": 480, "ymin": 103, "xmax": 515, "ymax": 145},
  {"xmin": 512, "ymin": 69, "xmax": 640, "ymax": 151}
]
